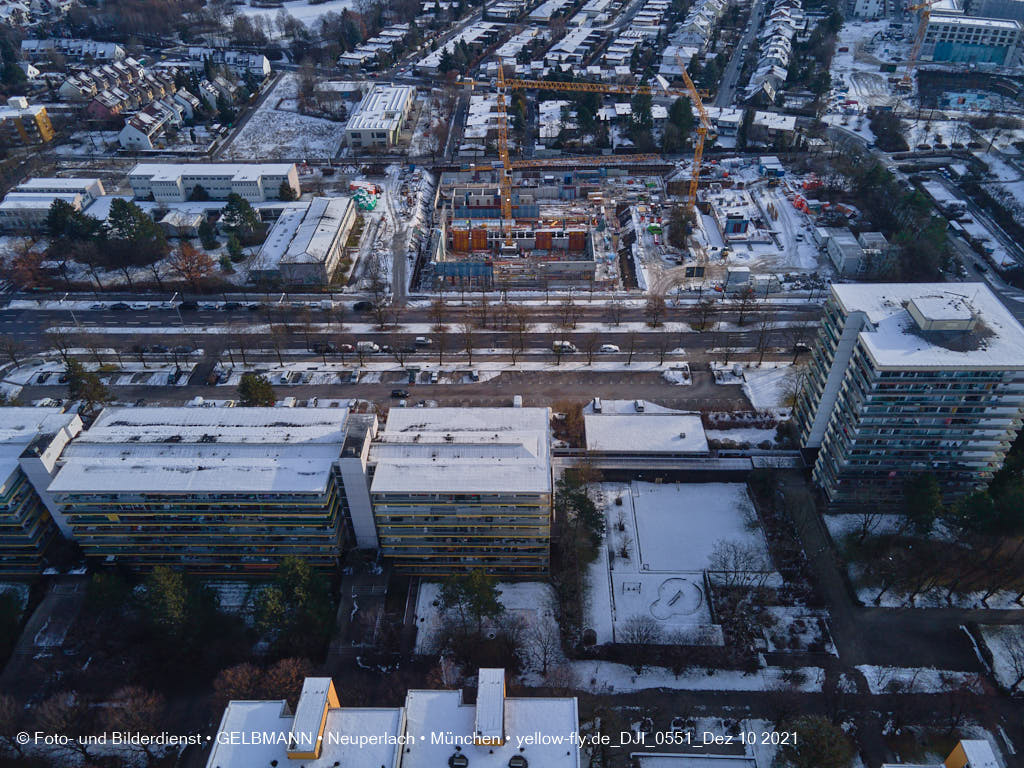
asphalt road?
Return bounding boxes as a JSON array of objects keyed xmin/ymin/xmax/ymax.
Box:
[{"xmin": 715, "ymin": 0, "xmax": 765, "ymax": 107}]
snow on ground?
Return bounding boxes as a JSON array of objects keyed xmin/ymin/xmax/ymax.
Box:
[
  {"xmin": 706, "ymin": 426, "xmax": 777, "ymax": 445},
  {"xmin": 568, "ymin": 660, "xmax": 824, "ymax": 693},
  {"xmin": 222, "ymin": 74, "xmax": 346, "ymax": 160},
  {"xmin": 854, "ymin": 576, "xmax": 1024, "ymax": 610},
  {"xmin": 901, "ymin": 118, "xmax": 971, "ymax": 149},
  {"xmin": 856, "ymin": 665, "xmax": 985, "ymax": 694},
  {"xmin": 233, "ymin": 0, "xmax": 358, "ymax": 37},
  {"xmin": 414, "ymin": 581, "xmax": 558, "ymax": 654},
  {"xmin": 584, "ymin": 482, "xmax": 770, "ymax": 644},
  {"xmin": 823, "ymin": 513, "xmax": 904, "ymax": 543},
  {"xmin": 741, "ymin": 364, "xmax": 793, "ymax": 409},
  {"xmin": 828, "ymin": 20, "xmax": 905, "ymax": 111},
  {"xmin": 979, "ymin": 624, "xmax": 1024, "ymax": 692}
]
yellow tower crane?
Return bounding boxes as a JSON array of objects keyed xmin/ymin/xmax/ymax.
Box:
[
  {"xmin": 471, "ymin": 60, "xmax": 713, "ymax": 244},
  {"xmin": 902, "ymin": 0, "xmax": 941, "ymax": 87},
  {"xmin": 676, "ymin": 55, "xmax": 715, "ymax": 212}
]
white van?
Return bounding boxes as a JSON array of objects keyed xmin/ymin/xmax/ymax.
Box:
[{"xmin": 552, "ymin": 340, "xmax": 577, "ymax": 353}]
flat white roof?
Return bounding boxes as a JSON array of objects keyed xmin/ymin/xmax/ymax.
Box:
[
  {"xmin": 73, "ymin": 406, "xmax": 350, "ymax": 444},
  {"xmin": 0, "ymin": 408, "xmax": 77, "ymax": 486},
  {"xmin": 49, "ymin": 407, "xmax": 351, "ymax": 495},
  {"xmin": 205, "ymin": 701, "xmax": 402, "ymax": 768},
  {"xmin": 403, "ymin": 690, "xmax": 579, "ymax": 768},
  {"xmin": 15, "ymin": 177, "xmax": 99, "ymax": 192},
  {"xmin": 475, "ymin": 668, "xmax": 505, "ymax": 742},
  {"xmin": 130, "ymin": 162, "xmax": 295, "ymax": 180},
  {"xmin": 371, "ymin": 408, "xmax": 551, "ymax": 494},
  {"xmin": 585, "ymin": 412, "xmax": 709, "ymax": 454},
  {"xmin": 346, "ymin": 84, "xmax": 414, "ymax": 132},
  {"xmin": 289, "ymin": 678, "xmax": 333, "ymax": 754},
  {"xmin": 832, "ymin": 282, "xmax": 1024, "ymax": 370}
]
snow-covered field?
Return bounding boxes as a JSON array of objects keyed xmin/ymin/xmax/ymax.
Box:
[
  {"xmin": 584, "ymin": 482, "xmax": 770, "ymax": 644},
  {"xmin": 828, "ymin": 20, "xmax": 906, "ymax": 111},
  {"xmin": 222, "ymin": 74, "xmax": 346, "ymax": 160},
  {"xmin": 742, "ymin": 365, "xmax": 794, "ymax": 409},
  {"xmin": 413, "ymin": 581, "xmax": 558, "ymax": 654},
  {"xmin": 856, "ymin": 665, "xmax": 985, "ymax": 694},
  {"xmin": 568, "ymin": 660, "xmax": 824, "ymax": 693},
  {"xmin": 234, "ymin": 0, "xmax": 359, "ymax": 37},
  {"xmin": 979, "ymin": 624, "xmax": 1024, "ymax": 692}
]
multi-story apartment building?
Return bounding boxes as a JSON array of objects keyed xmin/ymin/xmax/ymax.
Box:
[
  {"xmin": 794, "ymin": 283, "xmax": 1024, "ymax": 505},
  {"xmin": 0, "ymin": 97, "xmax": 55, "ymax": 146},
  {"xmin": 0, "ymin": 409, "xmax": 82, "ymax": 576},
  {"xmin": 206, "ymin": 667, "xmax": 580, "ymax": 768},
  {"xmin": 128, "ymin": 163, "xmax": 301, "ymax": 203},
  {"xmin": 46, "ymin": 408, "xmax": 375, "ymax": 575},
  {"xmin": 370, "ymin": 408, "xmax": 553, "ymax": 576}
]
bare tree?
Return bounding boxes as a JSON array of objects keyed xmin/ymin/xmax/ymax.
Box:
[
  {"xmin": 103, "ymin": 687, "xmax": 166, "ymax": 765},
  {"xmin": 473, "ymin": 293, "xmax": 490, "ymax": 329},
  {"xmin": 461, "ymin": 321, "xmax": 476, "ymax": 366},
  {"xmin": 582, "ymin": 332, "xmax": 600, "ymax": 365},
  {"xmin": 626, "ymin": 332, "xmax": 637, "ymax": 366},
  {"xmin": 695, "ymin": 296, "xmax": 718, "ymax": 330},
  {"xmin": 605, "ymin": 299, "xmax": 625, "ymax": 327},
  {"xmin": 36, "ymin": 691, "xmax": 95, "ymax": 762},
  {"xmin": 644, "ymin": 294, "xmax": 667, "ymax": 327},
  {"xmin": 390, "ymin": 335, "xmax": 408, "ymax": 366},
  {"xmin": 733, "ymin": 287, "xmax": 758, "ymax": 327},
  {"xmin": 46, "ymin": 328, "xmax": 75, "ymax": 365},
  {"xmin": 0, "ymin": 695, "xmax": 25, "ymax": 759},
  {"xmin": 779, "ymin": 365, "xmax": 808, "ymax": 408},
  {"xmin": 428, "ymin": 298, "xmax": 449, "ymax": 332},
  {"xmin": 559, "ymin": 295, "xmax": 581, "ymax": 329},
  {"xmin": 0, "ymin": 338, "xmax": 26, "ymax": 368},
  {"xmin": 524, "ymin": 619, "xmax": 562, "ymax": 677},
  {"xmin": 511, "ymin": 305, "xmax": 532, "ymax": 356},
  {"xmin": 707, "ymin": 539, "xmax": 771, "ymax": 589},
  {"xmin": 619, "ymin": 615, "xmax": 663, "ymax": 674},
  {"xmin": 754, "ymin": 313, "xmax": 775, "ymax": 365},
  {"xmin": 1001, "ymin": 632, "xmax": 1024, "ymax": 692}
]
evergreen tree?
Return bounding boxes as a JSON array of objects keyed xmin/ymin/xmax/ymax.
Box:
[{"xmin": 237, "ymin": 373, "xmax": 276, "ymax": 406}]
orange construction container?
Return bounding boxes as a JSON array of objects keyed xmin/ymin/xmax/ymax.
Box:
[
  {"xmin": 471, "ymin": 228, "xmax": 487, "ymax": 250},
  {"xmin": 568, "ymin": 231, "xmax": 586, "ymax": 251},
  {"xmin": 535, "ymin": 231, "xmax": 553, "ymax": 250},
  {"xmin": 452, "ymin": 229, "xmax": 470, "ymax": 252}
]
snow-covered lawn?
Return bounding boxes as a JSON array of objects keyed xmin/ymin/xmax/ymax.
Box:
[
  {"xmin": 979, "ymin": 624, "xmax": 1024, "ymax": 692},
  {"xmin": 856, "ymin": 665, "xmax": 985, "ymax": 695},
  {"xmin": 568, "ymin": 660, "xmax": 824, "ymax": 693},
  {"xmin": 413, "ymin": 581, "xmax": 558, "ymax": 654},
  {"xmin": 234, "ymin": 0, "xmax": 359, "ymax": 37},
  {"xmin": 223, "ymin": 74, "xmax": 346, "ymax": 160},
  {"xmin": 583, "ymin": 482, "xmax": 770, "ymax": 644},
  {"xmin": 742, "ymin": 365, "xmax": 794, "ymax": 409}
]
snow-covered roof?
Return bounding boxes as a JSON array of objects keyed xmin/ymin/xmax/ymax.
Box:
[
  {"xmin": 832, "ymin": 283, "xmax": 1024, "ymax": 370},
  {"xmin": 129, "ymin": 162, "xmax": 295, "ymax": 182},
  {"xmin": 205, "ymin": 700, "xmax": 402, "ymax": 768},
  {"xmin": 475, "ymin": 668, "xmax": 505, "ymax": 743},
  {"xmin": 257, "ymin": 196, "xmax": 354, "ymax": 269},
  {"xmin": 370, "ymin": 407, "xmax": 551, "ymax": 495},
  {"xmin": 402, "ymin": 689, "xmax": 579, "ymax": 768},
  {"xmin": 49, "ymin": 407, "xmax": 352, "ymax": 495},
  {"xmin": 585, "ymin": 408, "xmax": 709, "ymax": 454},
  {"xmin": 346, "ymin": 84, "xmax": 414, "ymax": 132},
  {"xmin": 0, "ymin": 408, "xmax": 78, "ymax": 487}
]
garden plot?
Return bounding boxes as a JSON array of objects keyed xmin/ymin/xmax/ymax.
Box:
[
  {"xmin": 413, "ymin": 581, "xmax": 558, "ymax": 654},
  {"xmin": 585, "ymin": 482, "xmax": 772, "ymax": 644},
  {"xmin": 222, "ymin": 74, "xmax": 346, "ymax": 160},
  {"xmin": 763, "ymin": 608, "xmax": 836, "ymax": 655}
]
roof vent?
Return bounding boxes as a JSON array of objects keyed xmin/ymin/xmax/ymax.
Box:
[
  {"xmin": 509, "ymin": 757, "xmax": 528, "ymax": 768},
  {"xmin": 449, "ymin": 754, "xmax": 469, "ymax": 768}
]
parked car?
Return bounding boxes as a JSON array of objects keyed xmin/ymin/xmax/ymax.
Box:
[
  {"xmin": 353, "ymin": 301, "xmax": 373, "ymax": 312},
  {"xmin": 178, "ymin": 300, "xmax": 199, "ymax": 311},
  {"xmin": 37, "ymin": 372, "xmax": 51, "ymax": 384},
  {"xmin": 110, "ymin": 302, "xmax": 130, "ymax": 311},
  {"xmin": 311, "ymin": 341, "xmax": 338, "ymax": 354},
  {"xmin": 150, "ymin": 344, "xmax": 170, "ymax": 353},
  {"xmin": 415, "ymin": 336, "xmax": 432, "ymax": 346},
  {"xmin": 222, "ymin": 302, "xmax": 242, "ymax": 311},
  {"xmin": 172, "ymin": 345, "xmax": 194, "ymax": 354},
  {"xmin": 599, "ymin": 344, "xmax": 620, "ymax": 353},
  {"xmin": 391, "ymin": 389, "xmax": 410, "ymax": 398},
  {"xmin": 129, "ymin": 302, "xmax": 149, "ymax": 311},
  {"xmin": 90, "ymin": 303, "xmax": 105, "ymax": 310}
]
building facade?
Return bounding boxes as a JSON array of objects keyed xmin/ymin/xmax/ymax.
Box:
[
  {"xmin": 253, "ymin": 196, "xmax": 357, "ymax": 285},
  {"xmin": 923, "ymin": 12, "xmax": 1022, "ymax": 64},
  {"xmin": 344, "ymin": 84, "xmax": 415, "ymax": 149},
  {"xmin": 370, "ymin": 408, "xmax": 553, "ymax": 576},
  {"xmin": 128, "ymin": 163, "xmax": 301, "ymax": 203},
  {"xmin": 46, "ymin": 407, "xmax": 373, "ymax": 575},
  {"xmin": 0, "ymin": 97, "xmax": 55, "ymax": 146},
  {"xmin": 0, "ymin": 409, "xmax": 82, "ymax": 576},
  {"xmin": 794, "ymin": 283, "xmax": 1024, "ymax": 505}
]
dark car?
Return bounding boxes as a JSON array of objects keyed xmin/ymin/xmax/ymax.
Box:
[
  {"xmin": 172, "ymin": 345, "xmax": 194, "ymax": 354},
  {"xmin": 974, "ymin": 262, "xmax": 988, "ymax": 273},
  {"xmin": 110, "ymin": 302, "xmax": 130, "ymax": 311},
  {"xmin": 247, "ymin": 303, "xmax": 264, "ymax": 311},
  {"xmin": 390, "ymin": 389, "xmax": 410, "ymax": 398},
  {"xmin": 222, "ymin": 301, "xmax": 242, "ymax": 311},
  {"xmin": 353, "ymin": 301, "xmax": 373, "ymax": 312},
  {"xmin": 178, "ymin": 300, "xmax": 199, "ymax": 311},
  {"xmin": 37, "ymin": 372, "xmax": 51, "ymax": 384},
  {"xmin": 150, "ymin": 344, "xmax": 170, "ymax": 353},
  {"xmin": 311, "ymin": 341, "xmax": 338, "ymax": 354},
  {"xmin": 58, "ymin": 373, "xmax": 68, "ymax": 384}
]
